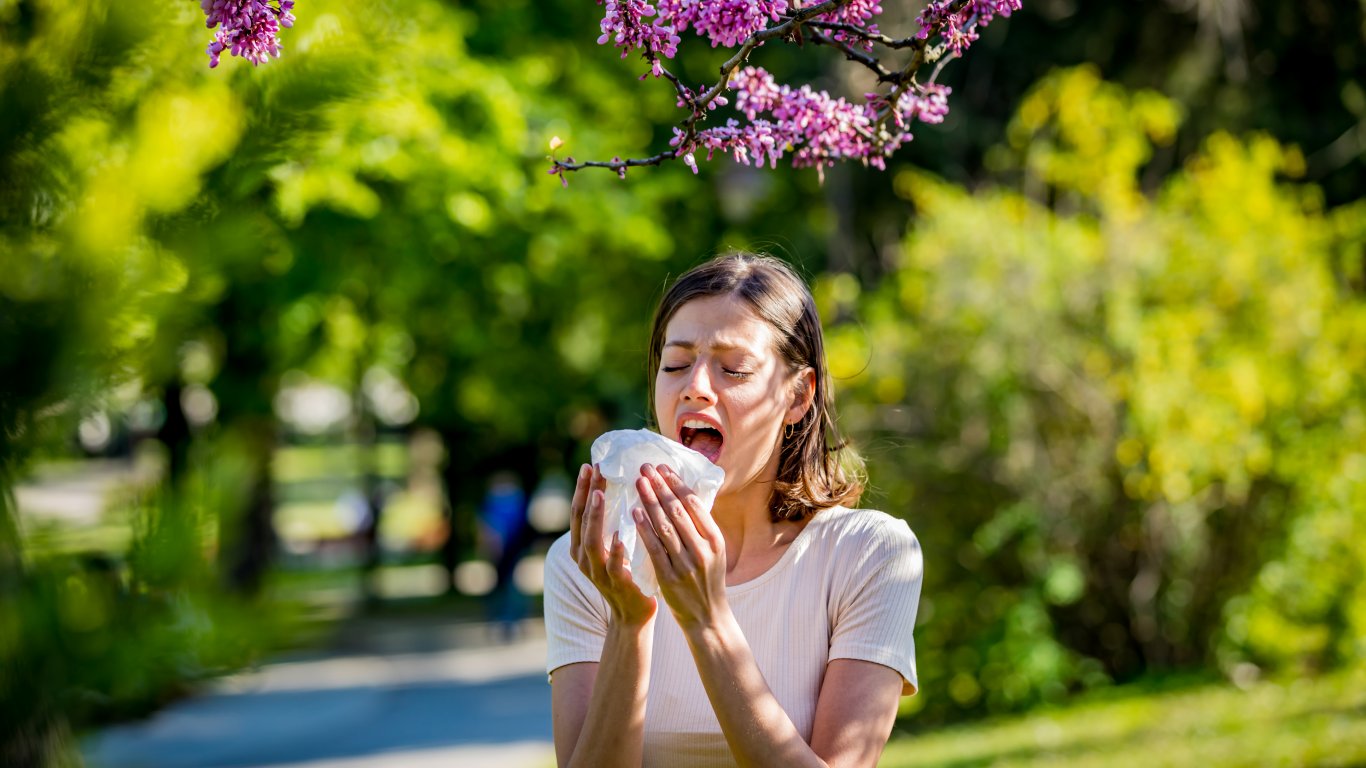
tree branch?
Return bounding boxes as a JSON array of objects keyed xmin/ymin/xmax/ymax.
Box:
[
  {"xmin": 553, "ymin": 0, "xmax": 996, "ymax": 176},
  {"xmin": 554, "ymin": 0, "xmax": 854, "ymax": 173},
  {"xmin": 788, "ymin": 18, "xmax": 921, "ymax": 49},
  {"xmin": 805, "ymin": 27, "xmax": 897, "ymax": 82}
]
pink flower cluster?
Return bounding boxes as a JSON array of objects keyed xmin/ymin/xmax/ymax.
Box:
[
  {"xmin": 678, "ymin": 67, "xmax": 904, "ymax": 178},
  {"xmin": 602, "ymin": 0, "xmax": 791, "ymax": 65},
  {"xmin": 661, "ymin": 0, "xmax": 789, "ymax": 48},
  {"xmin": 896, "ymin": 83, "xmax": 951, "ymax": 126},
  {"xmin": 604, "ymin": 1, "xmax": 893, "ymax": 61},
  {"xmin": 971, "ymin": 0, "xmax": 1023, "ymax": 24},
  {"xmin": 202, "ymin": 0, "xmax": 295, "ymax": 68},
  {"xmin": 916, "ymin": 0, "xmax": 1019, "ymax": 56},
  {"xmin": 598, "ymin": 1, "xmax": 682, "ymax": 76},
  {"xmin": 795, "ymin": 0, "xmax": 883, "ymax": 49},
  {"xmin": 677, "ymin": 68, "xmax": 960, "ymax": 176},
  {"xmin": 564, "ymin": 0, "xmax": 1024, "ymax": 182}
]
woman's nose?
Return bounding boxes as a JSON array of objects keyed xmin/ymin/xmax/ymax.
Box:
[{"xmin": 681, "ymin": 362, "xmax": 715, "ymax": 402}]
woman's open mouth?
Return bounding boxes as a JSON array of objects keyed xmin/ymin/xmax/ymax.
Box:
[{"xmin": 678, "ymin": 416, "xmax": 724, "ymax": 464}]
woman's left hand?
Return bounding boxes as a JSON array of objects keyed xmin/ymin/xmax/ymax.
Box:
[{"xmin": 634, "ymin": 463, "xmax": 728, "ymax": 629}]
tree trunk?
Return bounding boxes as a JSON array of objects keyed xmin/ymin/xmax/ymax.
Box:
[
  {"xmin": 158, "ymin": 382, "xmax": 192, "ymax": 487},
  {"xmin": 226, "ymin": 421, "xmax": 276, "ymax": 595}
]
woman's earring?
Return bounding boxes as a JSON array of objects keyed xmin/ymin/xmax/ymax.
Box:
[{"xmin": 784, "ymin": 422, "xmax": 795, "ymax": 439}]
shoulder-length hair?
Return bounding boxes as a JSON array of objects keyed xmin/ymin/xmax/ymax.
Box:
[{"xmin": 646, "ymin": 252, "xmax": 864, "ymax": 522}]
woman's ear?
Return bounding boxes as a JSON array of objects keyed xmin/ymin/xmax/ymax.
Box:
[{"xmin": 787, "ymin": 367, "xmax": 816, "ymax": 426}]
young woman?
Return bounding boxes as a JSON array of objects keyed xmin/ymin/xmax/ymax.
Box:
[{"xmin": 545, "ymin": 253, "xmax": 923, "ymax": 768}]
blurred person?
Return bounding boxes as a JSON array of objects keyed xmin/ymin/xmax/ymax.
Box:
[
  {"xmin": 479, "ymin": 470, "xmax": 533, "ymax": 633},
  {"xmin": 545, "ymin": 253, "xmax": 924, "ymax": 767}
]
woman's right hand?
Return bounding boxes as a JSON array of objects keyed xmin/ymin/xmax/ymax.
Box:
[{"xmin": 569, "ymin": 463, "xmax": 657, "ymax": 627}]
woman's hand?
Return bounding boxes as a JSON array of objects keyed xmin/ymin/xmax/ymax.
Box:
[
  {"xmin": 634, "ymin": 463, "xmax": 729, "ymax": 630},
  {"xmin": 569, "ymin": 463, "xmax": 657, "ymax": 627}
]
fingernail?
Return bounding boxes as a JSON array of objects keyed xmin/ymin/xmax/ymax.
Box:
[
  {"xmin": 632, "ymin": 507, "xmax": 644, "ymax": 524},
  {"xmin": 580, "ymin": 464, "xmax": 590, "ymax": 478}
]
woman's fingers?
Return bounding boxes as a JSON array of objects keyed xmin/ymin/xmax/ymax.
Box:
[
  {"xmin": 579, "ymin": 485, "xmax": 610, "ymax": 583},
  {"xmin": 658, "ymin": 464, "xmax": 723, "ymax": 551},
  {"xmin": 632, "ymin": 504, "xmax": 671, "ymax": 569},
  {"xmin": 652, "ymin": 464, "xmax": 710, "ymax": 553},
  {"xmin": 607, "ymin": 532, "xmax": 632, "ymax": 581},
  {"xmin": 635, "ymin": 470, "xmax": 682, "ymax": 562},
  {"xmin": 568, "ymin": 463, "xmax": 591, "ymax": 561},
  {"xmin": 637, "ymin": 463, "xmax": 709, "ymax": 563}
]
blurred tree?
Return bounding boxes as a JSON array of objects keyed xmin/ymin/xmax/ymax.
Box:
[
  {"xmin": 829, "ymin": 66, "xmax": 1366, "ymax": 723},
  {"xmin": 808, "ymin": 0, "xmax": 1366, "ymax": 281},
  {"xmin": 4, "ymin": 0, "xmax": 1359, "ymax": 757}
]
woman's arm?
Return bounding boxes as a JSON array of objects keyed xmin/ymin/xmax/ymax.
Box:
[
  {"xmin": 685, "ymin": 621, "xmax": 904, "ymax": 768},
  {"xmin": 551, "ymin": 464, "xmax": 658, "ymax": 768},
  {"xmin": 634, "ymin": 465, "xmax": 907, "ymax": 768},
  {"xmin": 551, "ymin": 620, "xmax": 654, "ymax": 767},
  {"xmin": 808, "ymin": 660, "xmax": 905, "ymax": 767}
]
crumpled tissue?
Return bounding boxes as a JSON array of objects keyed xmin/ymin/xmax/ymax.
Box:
[{"xmin": 589, "ymin": 429, "xmax": 725, "ymax": 596}]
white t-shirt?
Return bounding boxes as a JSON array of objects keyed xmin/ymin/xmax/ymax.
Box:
[{"xmin": 544, "ymin": 505, "xmax": 923, "ymax": 767}]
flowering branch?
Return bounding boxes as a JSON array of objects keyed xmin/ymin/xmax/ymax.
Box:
[
  {"xmin": 804, "ymin": 26, "xmax": 897, "ymax": 82},
  {"xmin": 202, "ymin": 0, "xmax": 296, "ymax": 68},
  {"xmin": 549, "ymin": 0, "xmax": 1021, "ymax": 183}
]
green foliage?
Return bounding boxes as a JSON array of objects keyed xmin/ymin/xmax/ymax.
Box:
[
  {"xmin": 1, "ymin": 490, "xmax": 302, "ymax": 762},
  {"xmin": 1, "ymin": 1, "xmax": 717, "ymax": 756},
  {"xmin": 833, "ymin": 66, "xmax": 1366, "ymax": 721},
  {"xmin": 3, "ymin": 0, "xmax": 1363, "ymax": 756},
  {"xmin": 882, "ymin": 665, "xmax": 1366, "ymax": 767}
]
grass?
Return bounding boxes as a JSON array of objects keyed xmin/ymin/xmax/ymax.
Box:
[{"xmin": 881, "ymin": 666, "xmax": 1366, "ymax": 767}]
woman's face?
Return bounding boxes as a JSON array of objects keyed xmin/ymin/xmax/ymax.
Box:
[{"xmin": 654, "ymin": 294, "xmax": 801, "ymax": 496}]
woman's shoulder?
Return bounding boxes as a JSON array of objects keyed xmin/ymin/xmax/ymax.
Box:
[
  {"xmin": 804, "ymin": 508, "xmax": 923, "ymax": 598},
  {"xmin": 809, "ymin": 505, "xmax": 917, "ymax": 542},
  {"xmin": 800, "ymin": 505, "xmax": 920, "ymax": 564}
]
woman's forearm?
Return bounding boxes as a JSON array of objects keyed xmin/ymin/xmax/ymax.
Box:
[
  {"xmin": 567, "ymin": 621, "xmax": 653, "ymax": 768},
  {"xmin": 684, "ymin": 612, "xmax": 828, "ymax": 768}
]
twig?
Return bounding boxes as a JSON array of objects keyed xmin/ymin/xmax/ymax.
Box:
[
  {"xmin": 554, "ymin": 0, "xmax": 854, "ymax": 173},
  {"xmin": 805, "ymin": 28, "xmax": 897, "ymax": 82},
  {"xmin": 788, "ymin": 17, "xmax": 920, "ymax": 49},
  {"xmin": 554, "ymin": 0, "xmax": 989, "ymax": 175}
]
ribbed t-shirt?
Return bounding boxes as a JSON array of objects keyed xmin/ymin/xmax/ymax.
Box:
[{"xmin": 544, "ymin": 506, "xmax": 923, "ymax": 767}]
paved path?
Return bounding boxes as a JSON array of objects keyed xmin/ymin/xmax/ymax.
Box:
[{"xmin": 84, "ymin": 618, "xmax": 555, "ymax": 768}]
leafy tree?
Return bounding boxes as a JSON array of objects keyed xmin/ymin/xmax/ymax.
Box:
[{"xmin": 828, "ymin": 66, "xmax": 1366, "ymax": 722}]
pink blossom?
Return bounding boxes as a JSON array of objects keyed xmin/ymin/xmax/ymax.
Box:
[
  {"xmin": 659, "ymin": 0, "xmax": 788, "ymax": 48},
  {"xmin": 916, "ymin": 0, "xmax": 1018, "ymax": 56},
  {"xmin": 682, "ymin": 66, "xmax": 911, "ymax": 179},
  {"xmin": 202, "ymin": 0, "xmax": 294, "ymax": 68},
  {"xmin": 897, "ymin": 83, "xmax": 951, "ymax": 126},
  {"xmin": 598, "ymin": 0, "xmax": 681, "ymax": 72},
  {"xmin": 795, "ymin": 0, "xmax": 883, "ymax": 49}
]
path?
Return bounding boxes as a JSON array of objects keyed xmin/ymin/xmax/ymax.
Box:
[{"xmin": 84, "ymin": 617, "xmax": 555, "ymax": 768}]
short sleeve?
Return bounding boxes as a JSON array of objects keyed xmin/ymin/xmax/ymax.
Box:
[
  {"xmin": 827, "ymin": 516, "xmax": 924, "ymax": 695},
  {"xmin": 543, "ymin": 532, "xmax": 610, "ymax": 681}
]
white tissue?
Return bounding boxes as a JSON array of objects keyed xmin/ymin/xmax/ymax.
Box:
[{"xmin": 589, "ymin": 429, "xmax": 726, "ymax": 596}]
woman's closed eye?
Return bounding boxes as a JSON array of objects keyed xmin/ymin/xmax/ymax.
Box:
[{"xmin": 660, "ymin": 363, "xmax": 752, "ymax": 380}]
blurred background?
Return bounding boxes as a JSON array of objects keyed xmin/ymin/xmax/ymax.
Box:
[{"xmin": 1, "ymin": 0, "xmax": 1363, "ymax": 766}]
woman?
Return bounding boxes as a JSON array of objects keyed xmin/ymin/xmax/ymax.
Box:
[{"xmin": 545, "ymin": 253, "xmax": 923, "ymax": 767}]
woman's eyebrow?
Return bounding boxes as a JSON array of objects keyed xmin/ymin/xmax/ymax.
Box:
[{"xmin": 664, "ymin": 339, "xmax": 749, "ymax": 353}]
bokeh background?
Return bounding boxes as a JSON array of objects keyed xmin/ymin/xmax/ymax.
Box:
[{"xmin": 2, "ymin": 0, "xmax": 1364, "ymax": 765}]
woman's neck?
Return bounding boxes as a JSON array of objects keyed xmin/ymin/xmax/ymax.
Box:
[{"xmin": 711, "ymin": 480, "xmax": 804, "ymax": 576}]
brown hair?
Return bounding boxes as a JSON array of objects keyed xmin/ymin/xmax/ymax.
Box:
[{"xmin": 647, "ymin": 252, "xmax": 864, "ymax": 522}]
